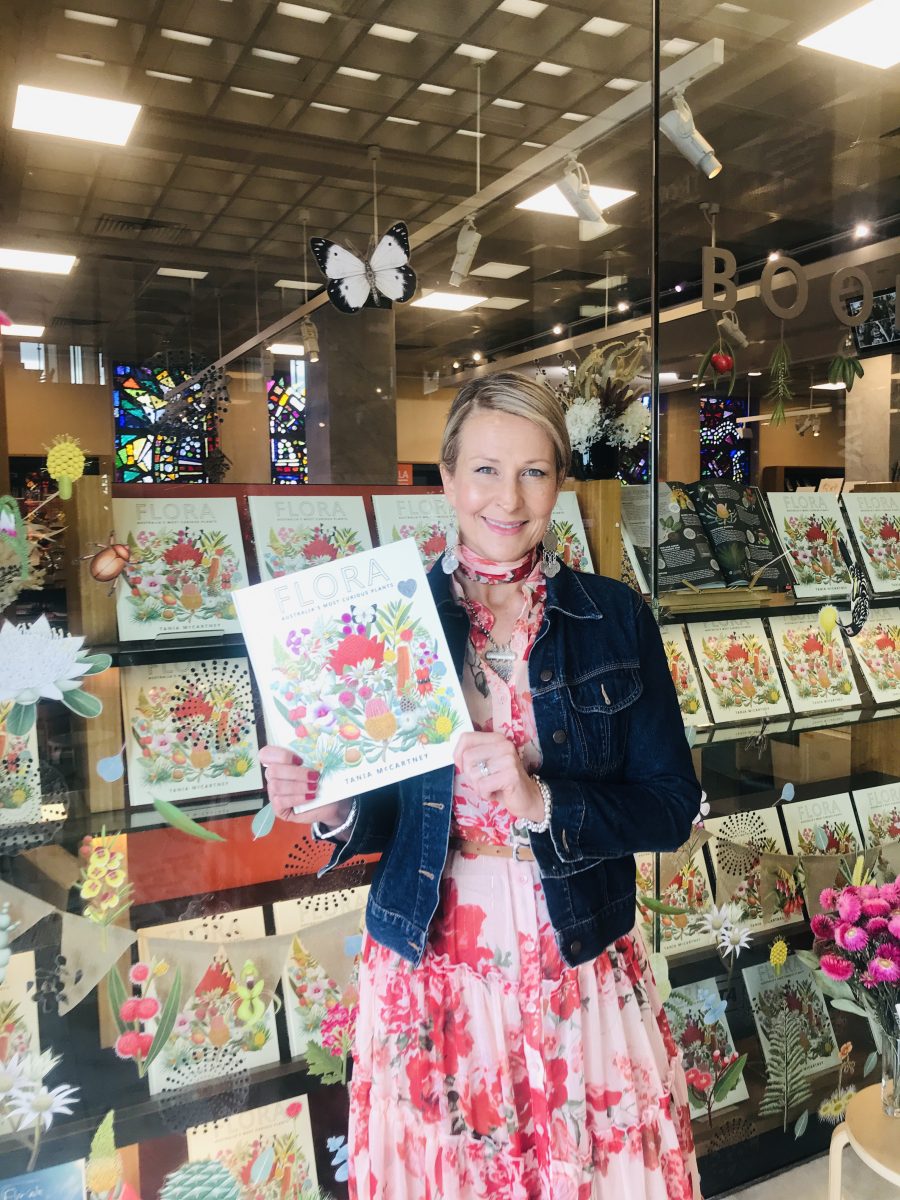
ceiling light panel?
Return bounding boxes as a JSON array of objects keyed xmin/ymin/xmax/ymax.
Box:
[
  {"xmin": 12, "ymin": 85, "xmax": 140, "ymax": 146},
  {"xmin": 605, "ymin": 77, "xmax": 640, "ymax": 91},
  {"xmin": 533, "ymin": 61, "xmax": 570, "ymax": 76},
  {"xmin": 661, "ymin": 38, "xmax": 699, "ymax": 56},
  {"xmin": 799, "ymin": 1, "xmax": 900, "ymax": 69},
  {"xmin": 56, "ymin": 54, "xmax": 105, "ymax": 66},
  {"xmin": 146, "ymin": 69, "xmax": 192, "ymax": 82},
  {"xmin": 1, "ymin": 324, "xmax": 45, "ymax": 337},
  {"xmin": 252, "ymin": 48, "xmax": 300, "ymax": 63},
  {"xmin": 478, "ymin": 296, "xmax": 528, "ymax": 309},
  {"xmin": 369, "ymin": 23, "xmax": 417, "ymax": 42},
  {"xmin": 493, "ymin": 98, "xmax": 524, "ymax": 109},
  {"xmin": 419, "ymin": 83, "xmax": 455, "ymax": 95},
  {"xmin": 581, "ymin": 16, "xmax": 628, "ymax": 36},
  {"xmin": 277, "ymin": 2, "xmax": 330, "ymax": 22},
  {"xmin": 161, "ymin": 28, "xmax": 212, "ymax": 45},
  {"xmin": 64, "ymin": 8, "xmax": 117, "ymax": 25},
  {"xmin": 562, "ymin": 112, "xmax": 588, "ymax": 122},
  {"xmin": 270, "ymin": 343, "xmax": 306, "ymax": 355},
  {"xmin": 455, "ymin": 44, "xmax": 496, "ymax": 60},
  {"xmin": 157, "ymin": 267, "xmax": 208, "ymax": 279},
  {"xmin": 337, "ymin": 66, "xmax": 381, "ymax": 80},
  {"xmin": 498, "ymin": 0, "xmax": 546, "ymax": 16},
  {"xmin": 411, "ymin": 292, "xmax": 486, "ymax": 311},
  {"xmin": 456, "ymin": 129, "xmax": 485, "ymax": 137},
  {"xmin": 310, "ymin": 101, "xmax": 350, "ymax": 113},
  {"xmin": 517, "ymin": 182, "xmax": 635, "ymax": 217},
  {"xmin": 471, "ymin": 262, "xmax": 528, "ymax": 278},
  {"xmin": 587, "ymin": 274, "xmax": 627, "ymax": 289},
  {"xmin": 522, "ymin": 140, "xmax": 545, "ymax": 148},
  {"xmin": 385, "ymin": 115, "xmax": 420, "ymax": 125},
  {"xmin": 230, "ymin": 87, "xmax": 274, "ymax": 98},
  {"xmin": 274, "ymin": 279, "xmax": 318, "ymax": 289},
  {"xmin": 0, "ymin": 247, "xmax": 77, "ymax": 274}
]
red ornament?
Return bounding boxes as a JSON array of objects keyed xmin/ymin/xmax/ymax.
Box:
[{"xmin": 710, "ymin": 352, "xmax": 734, "ymax": 375}]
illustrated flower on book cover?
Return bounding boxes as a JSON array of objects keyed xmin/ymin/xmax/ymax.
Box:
[
  {"xmin": 122, "ymin": 528, "xmax": 242, "ymax": 626},
  {"xmin": 712, "ymin": 812, "xmax": 803, "ymax": 922},
  {"xmin": 0, "ymin": 703, "xmax": 40, "ymax": 824},
  {"xmin": 795, "ymin": 820, "xmax": 858, "ymax": 857},
  {"xmin": 548, "ymin": 519, "xmax": 588, "ymax": 571},
  {"xmin": 753, "ymin": 976, "xmax": 836, "ymax": 1068},
  {"xmin": 266, "ymin": 524, "xmax": 365, "ymax": 576},
  {"xmin": 781, "ymin": 515, "xmax": 850, "ymax": 587},
  {"xmin": 213, "ymin": 1103, "xmax": 319, "ymax": 1199},
  {"xmin": 659, "ymin": 855, "xmax": 711, "ymax": 947},
  {"xmin": 855, "ymin": 513, "xmax": 900, "ymax": 584},
  {"xmin": 699, "ymin": 631, "xmax": 782, "ymax": 710},
  {"xmin": 664, "ymin": 638, "xmax": 703, "ymax": 717},
  {"xmin": 390, "ymin": 522, "xmax": 450, "ymax": 571},
  {"xmin": 777, "ymin": 623, "xmax": 855, "ymax": 701},
  {"xmin": 866, "ymin": 806, "xmax": 900, "ymax": 847},
  {"xmin": 853, "ymin": 620, "xmax": 900, "ymax": 692}
]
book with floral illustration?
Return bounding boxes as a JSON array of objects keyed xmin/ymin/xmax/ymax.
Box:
[
  {"xmin": 121, "ymin": 659, "xmax": 263, "ymax": 807},
  {"xmin": 850, "ymin": 782, "xmax": 900, "ymax": 849},
  {"xmin": 847, "ymin": 607, "xmax": 900, "ymax": 704},
  {"xmin": 657, "ymin": 841, "xmax": 718, "ymax": 958},
  {"xmin": 743, "ymin": 955, "xmax": 840, "ymax": 1077},
  {"xmin": 0, "ymin": 1160, "xmax": 85, "ymax": 1200},
  {"xmin": 234, "ymin": 539, "xmax": 471, "ymax": 811},
  {"xmin": 663, "ymin": 978, "xmax": 750, "ymax": 1118},
  {"xmin": 766, "ymin": 493, "xmax": 853, "ymax": 600},
  {"xmin": 248, "ymin": 494, "xmax": 372, "ymax": 580},
  {"xmin": 781, "ymin": 792, "xmax": 863, "ymax": 860},
  {"xmin": 0, "ymin": 952, "xmax": 41, "ymax": 1134},
  {"xmin": 634, "ymin": 852, "xmax": 656, "ymax": 951},
  {"xmin": 186, "ymin": 1096, "xmax": 318, "ymax": 1198},
  {"xmin": 547, "ymin": 491, "xmax": 594, "ymax": 572},
  {"xmin": 0, "ymin": 701, "xmax": 41, "ymax": 826},
  {"xmin": 704, "ymin": 809, "xmax": 804, "ymax": 933},
  {"xmin": 686, "ymin": 619, "xmax": 791, "ymax": 724},
  {"xmin": 621, "ymin": 483, "xmax": 720, "ymax": 593},
  {"xmin": 767, "ymin": 614, "xmax": 861, "ymax": 714},
  {"xmin": 113, "ymin": 497, "xmax": 248, "ymax": 640},
  {"xmin": 841, "ymin": 492, "xmax": 900, "ymax": 595},
  {"xmin": 660, "ymin": 624, "xmax": 711, "ymax": 727},
  {"xmin": 684, "ymin": 481, "xmax": 792, "ymax": 590}
]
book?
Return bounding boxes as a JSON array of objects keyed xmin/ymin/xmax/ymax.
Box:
[
  {"xmin": 850, "ymin": 782, "xmax": 900, "ymax": 849},
  {"xmin": 621, "ymin": 481, "xmax": 788, "ymax": 593},
  {"xmin": 847, "ymin": 608, "xmax": 900, "ymax": 703},
  {"xmin": 657, "ymin": 841, "xmax": 717, "ymax": 958},
  {"xmin": 0, "ymin": 1160, "xmax": 85, "ymax": 1199},
  {"xmin": 781, "ymin": 792, "xmax": 862, "ymax": 859},
  {"xmin": 634, "ymin": 852, "xmax": 656, "ymax": 951},
  {"xmin": 841, "ymin": 492, "xmax": 900, "ymax": 594},
  {"xmin": 0, "ymin": 701, "xmax": 41, "ymax": 827},
  {"xmin": 766, "ymin": 493, "xmax": 853, "ymax": 599},
  {"xmin": 704, "ymin": 808, "xmax": 804, "ymax": 933},
  {"xmin": 233, "ymin": 539, "xmax": 472, "ymax": 811},
  {"xmin": 186, "ymin": 1096, "xmax": 319, "ymax": 1195},
  {"xmin": 113, "ymin": 497, "xmax": 248, "ymax": 641},
  {"xmin": 743, "ymin": 955, "xmax": 840, "ymax": 1077},
  {"xmin": 686, "ymin": 619, "xmax": 791, "ymax": 724},
  {"xmin": 247, "ymin": 494, "xmax": 372, "ymax": 581},
  {"xmin": 660, "ymin": 624, "xmax": 711, "ymax": 727},
  {"xmin": 767, "ymin": 614, "xmax": 861, "ymax": 714},
  {"xmin": 663, "ymin": 978, "xmax": 750, "ymax": 1118},
  {"xmin": 121, "ymin": 659, "xmax": 263, "ymax": 807}
]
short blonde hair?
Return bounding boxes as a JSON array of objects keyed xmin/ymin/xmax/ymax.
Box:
[{"xmin": 440, "ymin": 371, "xmax": 570, "ymax": 482}]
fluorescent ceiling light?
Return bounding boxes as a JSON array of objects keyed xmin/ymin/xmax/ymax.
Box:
[
  {"xmin": 799, "ymin": 0, "xmax": 900, "ymax": 69},
  {"xmin": 659, "ymin": 372, "xmax": 681, "ymax": 383},
  {"xmin": 277, "ymin": 2, "xmax": 330, "ymax": 22},
  {"xmin": 522, "ymin": 140, "xmax": 545, "ymax": 148},
  {"xmin": 419, "ymin": 83, "xmax": 454, "ymax": 95},
  {"xmin": 252, "ymin": 48, "xmax": 300, "ymax": 63},
  {"xmin": 1, "ymin": 324, "xmax": 45, "ymax": 338},
  {"xmin": 661, "ymin": 38, "xmax": 699, "ymax": 56},
  {"xmin": 231, "ymin": 86, "xmax": 274, "ymax": 98},
  {"xmin": 64, "ymin": 9, "xmax": 117, "ymax": 25},
  {"xmin": 270, "ymin": 343, "xmax": 306, "ymax": 355},
  {"xmin": 161, "ymin": 28, "xmax": 212, "ymax": 45},
  {"xmin": 533, "ymin": 61, "xmax": 570, "ymax": 75},
  {"xmin": 580, "ymin": 304, "xmax": 612, "ymax": 317},
  {"xmin": 479, "ymin": 296, "xmax": 528, "ymax": 309},
  {"xmin": 13, "ymin": 85, "xmax": 140, "ymax": 146},
  {"xmin": 455, "ymin": 43, "xmax": 496, "ymax": 60},
  {"xmin": 606, "ymin": 77, "xmax": 640, "ymax": 91},
  {"xmin": 493, "ymin": 98, "xmax": 524, "ymax": 109},
  {"xmin": 56, "ymin": 54, "xmax": 104, "ymax": 66},
  {"xmin": 369, "ymin": 23, "xmax": 416, "ymax": 42},
  {"xmin": 517, "ymin": 181, "xmax": 634, "ymax": 217},
  {"xmin": 157, "ymin": 267, "xmax": 207, "ymax": 279},
  {"xmin": 411, "ymin": 291, "xmax": 486, "ymax": 311},
  {"xmin": 274, "ymin": 278, "xmax": 318, "ymax": 289},
  {"xmin": 471, "ymin": 261, "xmax": 528, "ymax": 278},
  {"xmin": 562, "ymin": 111, "xmax": 588, "ymax": 122},
  {"xmin": 146, "ymin": 69, "xmax": 192, "ymax": 82},
  {"xmin": 310, "ymin": 101, "xmax": 349, "ymax": 112},
  {"xmin": 499, "ymin": 0, "xmax": 546, "ymax": 16},
  {"xmin": 717, "ymin": 3, "xmax": 749, "ymax": 11},
  {"xmin": 457, "ymin": 129, "xmax": 485, "ymax": 138},
  {"xmin": 581, "ymin": 16, "xmax": 628, "ymax": 35},
  {"xmin": 386, "ymin": 115, "xmax": 420, "ymax": 125},
  {"xmin": 0, "ymin": 247, "xmax": 76, "ymax": 274},
  {"xmin": 587, "ymin": 274, "xmax": 627, "ymax": 289},
  {"xmin": 338, "ymin": 66, "xmax": 381, "ymax": 80}
]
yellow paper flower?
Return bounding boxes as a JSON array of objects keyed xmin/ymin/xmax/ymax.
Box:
[
  {"xmin": 45, "ymin": 435, "xmax": 86, "ymax": 501},
  {"xmin": 769, "ymin": 936, "xmax": 788, "ymax": 976},
  {"xmin": 819, "ymin": 605, "xmax": 839, "ymax": 638}
]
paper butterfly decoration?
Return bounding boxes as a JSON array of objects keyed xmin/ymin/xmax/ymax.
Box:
[{"xmin": 310, "ymin": 221, "xmax": 417, "ymax": 314}]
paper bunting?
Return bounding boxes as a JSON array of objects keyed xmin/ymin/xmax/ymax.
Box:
[
  {"xmin": 58, "ymin": 913, "xmax": 137, "ymax": 1016},
  {"xmin": 291, "ymin": 908, "xmax": 365, "ymax": 993},
  {"xmin": 0, "ymin": 879, "xmax": 56, "ymax": 943}
]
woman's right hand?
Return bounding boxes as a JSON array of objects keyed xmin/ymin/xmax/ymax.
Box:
[{"xmin": 259, "ymin": 745, "xmax": 353, "ymax": 830}]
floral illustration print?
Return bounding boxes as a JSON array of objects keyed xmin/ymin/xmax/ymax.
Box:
[
  {"xmin": 776, "ymin": 622, "xmax": 856, "ymax": 702},
  {"xmin": 659, "ymin": 854, "xmax": 712, "ymax": 948},
  {"xmin": 699, "ymin": 631, "xmax": 783, "ymax": 711},
  {"xmin": 853, "ymin": 618, "xmax": 900, "ymax": 696},
  {"xmin": 285, "ymin": 934, "xmax": 360, "ymax": 1085},
  {"xmin": 122, "ymin": 527, "xmax": 242, "ymax": 626},
  {"xmin": 795, "ymin": 820, "xmax": 858, "ymax": 857},
  {"xmin": 265, "ymin": 524, "xmax": 365, "ymax": 577},
  {"xmin": 781, "ymin": 514, "xmax": 850, "ymax": 588},
  {"xmin": 664, "ymin": 638, "xmax": 704, "ymax": 718},
  {"xmin": 207, "ymin": 1101, "xmax": 320, "ymax": 1199},
  {"xmin": 855, "ymin": 513, "xmax": 900, "ymax": 585},
  {"xmin": 754, "ymin": 977, "xmax": 836, "ymax": 1070},
  {"xmin": 664, "ymin": 989, "xmax": 747, "ymax": 1124},
  {"xmin": 390, "ymin": 521, "xmax": 451, "ymax": 570},
  {"xmin": 548, "ymin": 519, "xmax": 588, "ymax": 571},
  {"xmin": 866, "ymin": 805, "xmax": 900, "ymax": 847},
  {"xmin": 0, "ymin": 703, "xmax": 39, "ymax": 824}
]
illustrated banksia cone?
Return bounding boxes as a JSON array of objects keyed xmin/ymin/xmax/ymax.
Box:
[
  {"xmin": 364, "ymin": 697, "xmax": 397, "ymax": 742},
  {"xmin": 85, "ymin": 1109, "xmax": 124, "ymax": 1195}
]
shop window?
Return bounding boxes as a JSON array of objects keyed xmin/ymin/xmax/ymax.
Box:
[
  {"xmin": 699, "ymin": 395, "xmax": 748, "ymax": 482},
  {"xmin": 268, "ymin": 360, "xmax": 308, "ymax": 485},
  {"xmin": 113, "ymin": 361, "xmax": 216, "ymax": 483}
]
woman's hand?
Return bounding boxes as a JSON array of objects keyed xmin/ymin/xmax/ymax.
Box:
[
  {"xmin": 454, "ymin": 732, "xmax": 545, "ymax": 825},
  {"xmin": 259, "ymin": 746, "xmax": 352, "ymax": 830}
]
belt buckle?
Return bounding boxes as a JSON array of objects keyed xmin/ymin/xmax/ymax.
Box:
[{"xmin": 510, "ymin": 825, "xmax": 531, "ymax": 861}]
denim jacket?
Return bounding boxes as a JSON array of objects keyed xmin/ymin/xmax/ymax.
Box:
[{"xmin": 319, "ymin": 561, "xmax": 702, "ymax": 968}]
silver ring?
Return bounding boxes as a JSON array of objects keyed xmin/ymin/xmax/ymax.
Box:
[{"xmin": 477, "ymin": 760, "xmax": 490, "ymax": 778}]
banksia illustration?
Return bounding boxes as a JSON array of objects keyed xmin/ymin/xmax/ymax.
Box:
[
  {"xmin": 364, "ymin": 697, "xmax": 397, "ymax": 742},
  {"xmin": 159, "ymin": 1159, "xmax": 240, "ymax": 1200},
  {"xmin": 86, "ymin": 1109, "xmax": 123, "ymax": 1197},
  {"xmin": 46, "ymin": 434, "xmax": 86, "ymax": 500}
]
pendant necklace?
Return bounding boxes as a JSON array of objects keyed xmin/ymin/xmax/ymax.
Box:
[{"xmin": 461, "ymin": 599, "xmax": 515, "ymax": 683}]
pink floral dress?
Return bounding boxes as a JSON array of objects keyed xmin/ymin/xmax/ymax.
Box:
[{"xmin": 349, "ymin": 555, "xmax": 701, "ymax": 1200}]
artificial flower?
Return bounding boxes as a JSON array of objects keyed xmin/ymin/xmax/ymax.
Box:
[
  {"xmin": 6, "ymin": 1081, "xmax": 80, "ymax": 1130},
  {"xmin": 819, "ymin": 953, "xmax": 854, "ymax": 981},
  {"xmin": 718, "ymin": 925, "xmax": 752, "ymax": 960}
]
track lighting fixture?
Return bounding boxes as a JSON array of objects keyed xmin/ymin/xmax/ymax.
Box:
[
  {"xmin": 449, "ymin": 216, "xmax": 482, "ymax": 287},
  {"xmin": 659, "ymin": 90, "xmax": 722, "ymax": 179},
  {"xmin": 300, "ymin": 315, "xmax": 319, "ymax": 362},
  {"xmin": 558, "ymin": 156, "xmax": 608, "ymax": 223}
]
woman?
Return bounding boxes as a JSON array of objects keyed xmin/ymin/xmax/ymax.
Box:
[{"xmin": 261, "ymin": 372, "xmax": 703, "ymax": 1200}]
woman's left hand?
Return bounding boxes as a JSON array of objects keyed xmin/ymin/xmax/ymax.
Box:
[{"xmin": 454, "ymin": 731, "xmax": 545, "ymax": 825}]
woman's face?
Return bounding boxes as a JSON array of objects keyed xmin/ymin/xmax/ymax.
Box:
[{"xmin": 440, "ymin": 409, "xmax": 560, "ymax": 562}]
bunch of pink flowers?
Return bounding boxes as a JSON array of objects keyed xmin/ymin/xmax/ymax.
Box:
[{"xmin": 812, "ymin": 880, "xmax": 900, "ymax": 1036}]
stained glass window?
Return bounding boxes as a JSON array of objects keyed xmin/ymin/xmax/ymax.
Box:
[
  {"xmin": 699, "ymin": 396, "xmax": 749, "ymax": 482},
  {"xmin": 113, "ymin": 362, "xmax": 216, "ymax": 483},
  {"xmin": 268, "ymin": 365, "xmax": 308, "ymax": 485}
]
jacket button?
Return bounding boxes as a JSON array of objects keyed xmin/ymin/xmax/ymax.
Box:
[
  {"xmin": 552, "ymin": 729, "xmax": 567, "ymax": 744},
  {"xmin": 540, "ymin": 668, "xmax": 553, "ymax": 682},
  {"xmin": 570, "ymin": 940, "xmax": 582, "ymax": 956}
]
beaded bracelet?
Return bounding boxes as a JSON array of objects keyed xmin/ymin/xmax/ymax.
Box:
[
  {"xmin": 521, "ymin": 775, "xmax": 552, "ymax": 834},
  {"xmin": 311, "ymin": 800, "xmax": 358, "ymax": 842}
]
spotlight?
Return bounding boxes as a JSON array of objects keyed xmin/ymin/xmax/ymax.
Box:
[
  {"xmin": 659, "ymin": 90, "xmax": 722, "ymax": 179},
  {"xmin": 552, "ymin": 323, "xmax": 564, "ymax": 335},
  {"xmin": 768, "ymin": 251, "xmax": 780, "ymax": 262},
  {"xmin": 449, "ymin": 216, "xmax": 481, "ymax": 286},
  {"xmin": 472, "ymin": 350, "xmax": 483, "ymax": 362},
  {"xmin": 558, "ymin": 156, "xmax": 608, "ymax": 222},
  {"xmin": 854, "ymin": 222, "xmax": 872, "ymax": 239},
  {"xmin": 617, "ymin": 301, "xmax": 630, "ymax": 313},
  {"xmin": 300, "ymin": 316, "xmax": 319, "ymax": 362},
  {"xmin": 452, "ymin": 360, "xmax": 461, "ymax": 369},
  {"xmin": 578, "ymin": 215, "xmax": 614, "ymax": 242}
]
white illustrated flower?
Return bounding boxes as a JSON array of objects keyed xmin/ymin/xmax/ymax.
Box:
[
  {"xmin": 0, "ymin": 617, "xmax": 89, "ymax": 703},
  {"xmin": 696, "ymin": 902, "xmax": 741, "ymax": 938},
  {"xmin": 718, "ymin": 924, "xmax": 752, "ymax": 960},
  {"xmin": 6, "ymin": 1081, "xmax": 79, "ymax": 1130},
  {"xmin": 0, "ymin": 1054, "xmax": 34, "ymax": 1096}
]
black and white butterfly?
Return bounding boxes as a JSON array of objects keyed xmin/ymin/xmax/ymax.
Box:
[{"xmin": 309, "ymin": 221, "xmax": 417, "ymax": 314}]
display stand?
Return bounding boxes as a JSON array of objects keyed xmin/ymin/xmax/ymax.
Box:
[{"xmin": 570, "ymin": 477, "xmax": 623, "ymax": 579}]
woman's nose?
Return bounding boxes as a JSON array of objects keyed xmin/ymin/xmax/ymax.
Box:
[{"xmin": 498, "ymin": 476, "xmax": 522, "ymax": 510}]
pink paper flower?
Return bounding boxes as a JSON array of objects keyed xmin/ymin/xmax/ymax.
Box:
[
  {"xmin": 130, "ymin": 963, "xmax": 151, "ymax": 984},
  {"xmin": 888, "ymin": 914, "xmax": 900, "ymax": 940},
  {"xmin": 119, "ymin": 998, "xmax": 140, "ymax": 1022},
  {"xmin": 810, "ymin": 913, "xmax": 836, "ymax": 941},
  {"xmin": 819, "ymin": 953, "xmax": 854, "ymax": 981},
  {"xmin": 114, "ymin": 1031, "xmax": 140, "ymax": 1059},
  {"xmin": 866, "ymin": 917, "xmax": 890, "ymax": 937},
  {"xmin": 136, "ymin": 996, "xmax": 160, "ymax": 1021},
  {"xmin": 862, "ymin": 898, "xmax": 891, "ymax": 918},
  {"xmin": 837, "ymin": 891, "xmax": 862, "ymax": 923},
  {"xmin": 819, "ymin": 887, "xmax": 839, "ymax": 911},
  {"xmin": 286, "ymin": 1100, "xmax": 304, "ymax": 1119},
  {"xmin": 835, "ymin": 922, "xmax": 868, "ymax": 953}
]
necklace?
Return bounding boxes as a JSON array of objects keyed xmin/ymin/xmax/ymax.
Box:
[{"xmin": 460, "ymin": 598, "xmax": 516, "ymax": 683}]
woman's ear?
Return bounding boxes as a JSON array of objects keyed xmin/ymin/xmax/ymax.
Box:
[{"xmin": 439, "ymin": 461, "xmax": 455, "ymax": 505}]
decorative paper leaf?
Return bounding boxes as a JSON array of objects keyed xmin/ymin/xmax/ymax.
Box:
[
  {"xmin": 250, "ymin": 1145, "xmax": 275, "ymax": 1187},
  {"xmin": 107, "ymin": 965, "xmax": 129, "ymax": 1037},
  {"xmin": 819, "ymin": 976, "xmax": 854, "ymax": 1001},
  {"xmin": 648, "ymin": 952, "xmax": 671, "ymax": 1003},
  {"xmin": 251, "ymin": 804, "xmax": 276, "ymax": 841},
  {"xmin": 151, "ymin": 796, "xmax": 226, "ymax": 842},
  {"xmin": 304, "ymin": 1040, "xmax": 344, "ymax": 1085},
  {"xmin": 794, "ymin": 1109, "xmax": 809, "ymax": 1139},
  {"xmin": 62, "ymin": 689, "xmax": 104, "ymax": 719},
  {"xmin": 793, "ymin": 949, "xmax": 821, "ymax": 971},
  {"xmin": 830, "ymin": 998, "xmax": 869, "ymax": 1018},
  {"xmin": 814, "ymin": 826, "xmax": 830, "ymax": 853},
  {"xmin": 6, "ymin": 703, "xmax": 35, "ymax": 737},
  {"xmin": 82, "ymin": 652, "xmax": 113, "ymax": 676},
  {"xmin": 143, "ymin": 967, "xmax": 183, "ymax": 1072},
  {"xmin": 97, "ymin": 752, "xmax": 125, "ymax": 782},
  {"xmin": 865, "ymin": 1050, "xmax": 879, "ymax": 1077},
  {"xmin": 638, "ymin": 894, "xmax": 689, "ymax": 916},
  {"xmin": 757, "ymin": 1001, "xmax": 812, "ymax": 1132},
  {"xmin": 713, "ymin": 1052, "xmax": 748, "ymax": 1102},
  {"xmin": 685, "ymin": 726, "xmax": 697, "ymax": 748},
  {"xmin": 781, "ymin": 783, "xmax": 795, "ymax": 804}
]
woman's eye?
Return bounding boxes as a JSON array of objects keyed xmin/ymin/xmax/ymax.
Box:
[
  {"xmin": 474, "ymin": 465, "xmax": 496, "ymax": 474},
  {"xmin": 524, "ymin": 468, "xmax": 548, "ymax": 478}
]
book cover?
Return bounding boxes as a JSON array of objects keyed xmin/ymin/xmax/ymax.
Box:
[
  {"xmin": 660, "ymin": 624, "xmax": 711, "ymax": 727},
  {"xmin": 743, "ymin": 955, "xmax": 840, "ymax": 1077},
  {"xmin": 851, "ymin": 782, "xmax": 900, "ymax": 849},
  {"xmin": 841, "ymin": 492, "xmax": 900, "ymax": 594},
  {"xmin": 657, "ymin": 841, "xmax": 717, "ymax": 958},
  {"xmin": 113, "ymin": 497, "xmax": 248, "ymax": 641},
  {"xmin": 121, "ymin": 659, "xmax": 263, "ymax": 807},
  {"xmin": 766, "ymin": 493, "xmax": 853, "ymax": 600},
  {"xmin": 704, "ymin": 809, "xmax": 804, "ymax": 933},
  {"xmin": 634, "ymin": 852, "xmax": 656, "ymax": 951},
  {"xmin": 686, "ymin": 619, "xmax": 791, "ymax": 724},
  {"xmin": 0, "ymin": 1159, "xmax": 85, "ymax": 1200},
  {"xmin": 781, "ymin": 792, "xmax": 862, "ymax": 859},
  {"xmin": 847, "ymin": 608, "xmax": 900, "ymax": 704},
  {"xmin": 248, "ymin": 494, "xmax": 372, "ymax": 580},
  {"xmin": 683, "ymin": 482, "xmax": 792, "ymax": 590},
  {"xmin": 767, "ymin": 614, "xmax": 861, "ymax": 714},
  {"xmin": 186, "ymin": 1096, "xmax": 318, "ymax": 1197},
  {"xmin": 621, "ymin": 483, "xmax": 720, "ymax": 593},
  {"xmin": 234, "ymin": 540, "xmax": 471, "ymax": 811},
  {"xmin": 547, "ymin": 491, "xmax": 594, "ymax": 572},
  {"xmin": 663, "ymin": 978, "xmax": 750, "ymax": 1118},
  {"xmin": 0, "ymin": 701, "xmax": 41, "ymax": 826}
]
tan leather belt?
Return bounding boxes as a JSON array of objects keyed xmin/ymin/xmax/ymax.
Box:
[{"xmin": 448, "ymin": 836, "xmax": 535, "ymax": 862}]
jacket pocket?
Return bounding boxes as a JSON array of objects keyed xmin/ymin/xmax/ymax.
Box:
[{"xmin": 567, "ymin": 665, "xmax": 642, "ymax": 773}]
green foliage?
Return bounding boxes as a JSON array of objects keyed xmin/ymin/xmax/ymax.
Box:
[
  {"xmin": 143, "ymin": 967, "xmax": 183, "ymax": 1073},
  {"xmin": 757, "ymin": 1001, "xmax": 812, "ymax": 1132},
  {"xmin": 5, "ymin": 703, "xmax": 35, "ymax": 737},
  {"xmin": 765, "ymin": 338, "xmax": 793, "ymax": 425},
  {"xmin": 827, "ymin": 354, "xmax": 864, "ymax": 392},
  {"xmin": 304, "ymin": 1040, "xmax": 346, "ymax": 1086},
  {"xmin": 106, "ymin": 966, "xmax": 128, "ymax": 1037},
  {"xmin": 159, "ymin": 1159, "xmax": 240, "ymax": 1200},
  {"xmin": 150, "ymin": 795, "xmax": 226, "ymax": 842},
  {"xmin": 714, "ymin": 1053, "xmax": 748, "ymax": 1102}
]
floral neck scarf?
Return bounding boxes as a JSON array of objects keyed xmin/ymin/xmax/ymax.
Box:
[{"xmin": 455, "ymin": 543, "xmax": 539, "ymax": 586}]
